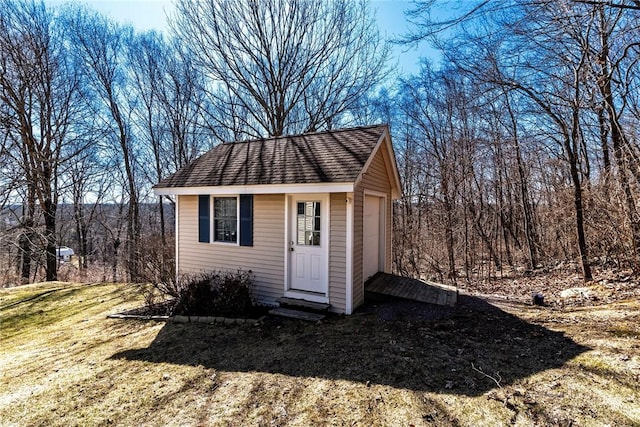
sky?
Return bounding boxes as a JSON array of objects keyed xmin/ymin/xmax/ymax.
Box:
[{"xmin": 60, "ymin": 0, "xmax": 440, "ymax": 75}]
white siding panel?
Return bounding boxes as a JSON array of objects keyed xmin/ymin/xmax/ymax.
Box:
[
  {"xmin": 178, "ymin": 194, "xmax": 285, "ymax": 306},
  {"xmin": 353, "ymin": 145, "xmax": 393, "ymax": 310},
  {"xmin": 329, "ymin": 192, "xmax": 347, "ymax": 313}
]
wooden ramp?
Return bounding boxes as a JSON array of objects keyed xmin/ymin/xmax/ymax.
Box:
[{"xmin": 365, "ymin": 273, "xmax": 458, "ymax": 307}]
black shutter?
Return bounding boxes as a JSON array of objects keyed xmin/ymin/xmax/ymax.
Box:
[
  {"xmin": 198, "ymin": 195, "xmax": 210, "ymax": 243},
  {"xmin": 239, "ymin": 194, "xmax": 253, "ymax": 247}
]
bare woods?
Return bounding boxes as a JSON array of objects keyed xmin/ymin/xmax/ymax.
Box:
[
  {"xmin": 0, "ymin": 0, "xmax": 388, "ymax": 285},
  {"xmin": 393, "ymin": 1, "xmax": 640, "ymax": 284},
  {"xmin": 2, "ymin": 0, "xmax": 640, "ymax": 287}
]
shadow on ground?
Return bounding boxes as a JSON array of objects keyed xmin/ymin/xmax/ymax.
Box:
[{"xmin": 112, "ymin": 295, "xmax": 589, "ymax": 396}]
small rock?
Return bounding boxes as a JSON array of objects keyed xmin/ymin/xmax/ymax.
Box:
[{"xmin": 532, "ymin": 293, "xmax": 545, "ymax": 305}]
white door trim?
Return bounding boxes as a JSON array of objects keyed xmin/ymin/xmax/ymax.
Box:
[
  {"xmin": 364, "ymin": 189, "xmax": 387, "ymax": 198},
  {"xmin": 283, "ymin": 194, "xmax": 290, "ymax": 293},
  {"xmin": 284, "ymin": 193, "xmax": 330, "ymax": 303}
]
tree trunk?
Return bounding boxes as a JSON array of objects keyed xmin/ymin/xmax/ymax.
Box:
[
  {"xmin": 111, "ymin": 95, "xmax": 140, "ymax": 282},
  {"xmin": 597, "ymin": 105, "xmax": 611, "ymax": 180},
  {"xmin": 504, "ymin": 89, "xmax": 540, "ymax": 269},
  {"xmin": 19, "ymin": 190, "xmax": 36, "ymax": 283},
  {"xmin": 73, "ymin": 189, "xmax": 87, "ymax": 272},
  {"xmin": 443, "ymin": 188, "xmax": 456, "ymax": 282},
  {"xmin": 43, "ymin": 198, "xmax": 57, "ymax": 282},
  {"xmin": 81, "ymin": 223, "xmax": 89, "ymax": 270},
  {"xmin": 112, "ymin": 238, "xmax": 120, "ymax": 283},
  {"xmin": 567, "ymin": 129, "xmax": 592, "ymax": 280}
]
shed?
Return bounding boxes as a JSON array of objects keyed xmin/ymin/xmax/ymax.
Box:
[
  {"xmin": 56, "ymin": 246, "xmax": 74, "ymax": 262},
  {"xmin": 153, "ymin": 124, "xmax": 401, "ymax": 314}
]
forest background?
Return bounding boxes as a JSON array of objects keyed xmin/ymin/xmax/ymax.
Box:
[{"xmin": 2, "ymin": 0, "xmax": 640, "ymax": 288}]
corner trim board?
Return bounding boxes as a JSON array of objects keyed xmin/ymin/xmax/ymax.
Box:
[
  {"xmin": 175, "ymin": 195, "xmax": 180, "ymax": 280},
  {"xmin": 345, "ymin": 192, "xmax": 354, "ymax": 314}
]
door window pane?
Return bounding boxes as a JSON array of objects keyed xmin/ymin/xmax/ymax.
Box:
[{"xmin": 296, "ymin": 201, "xmax": 320, "ymax": 246}]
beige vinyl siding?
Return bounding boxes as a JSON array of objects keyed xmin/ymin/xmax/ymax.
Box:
[
  {"xmin": 352, "ymin": 189, "xmax": 364, "ymax": 308},
  {"xmin": 329, "ymin": 193, "xmax": 347, "ymax": 313},
  {"xmin": 177, "ymin": 194, "xmax": 285, "ymax": 306},
  {"xmin": 353, "ymin": 143, "xmax": 393, "ymax": 309}
]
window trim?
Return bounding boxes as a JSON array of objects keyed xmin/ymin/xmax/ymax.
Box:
[{"xmin": 210, "ymin": 195, "xmax": 240, "ymax": 245}]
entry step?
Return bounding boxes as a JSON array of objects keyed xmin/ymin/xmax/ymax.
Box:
[
  {"xmin": 269, "ymin": 307, "xmax": 325, "ymax": 322},
  {"xmin": 276, "ymin": 297, "xmax": 330, "ymax": 312}
]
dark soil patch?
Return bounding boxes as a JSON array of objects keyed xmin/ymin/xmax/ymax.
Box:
[{"xmin": 114, "ymin": 291, "xmax": 587, "ymax": 397}]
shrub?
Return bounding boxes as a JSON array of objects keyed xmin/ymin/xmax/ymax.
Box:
[
  {"xmin": 139, "ymin": 236, "xmax": 178, "ymax": 298},
  {"xmin": 172, "ymin": 270, "xmax": 255, "ymax": 317}
]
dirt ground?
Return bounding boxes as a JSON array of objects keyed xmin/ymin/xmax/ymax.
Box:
[
  {"xmin": 0, "ymin": 273, "xmax": 639, "ymax": 426},
  {"xmin": 461, "ymin": 267, "xmax": 640, "ymax": 308}
]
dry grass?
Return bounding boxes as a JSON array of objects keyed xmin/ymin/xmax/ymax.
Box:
[{"xmin": 0, "ymin": 281, "xmax": 639, "ymax": 426}]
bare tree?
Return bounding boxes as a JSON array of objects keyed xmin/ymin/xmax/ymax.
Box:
[
  {"xmin": 128, "ymin": 31, "xmax": 210, "ymax": 247},
  {"xmin": 126, "ymin": 31, "xmax": 205, "ymax": 290},
  {"xmin": 399, "ymin": 1, "xmax": 609, "ymax": 280},
  {"xmin": 398, "ymin": 65, "xmax": 471, "ymax": 283},
  {"xmin": 0, "ymin": 0, "xmax": 86, "ymax": 282},
  {"xmin": 63, "ymin": 7, "xmax": 143, "ymax": 281},
  {"xmin": 171, "ymin": 0, "xmax": 390, "ymax": 138},
  {"xmin": 587, "ymin": 3, "xmax": 640, "ymax": 266},
  {"xmin": 63, "ymin": 146, "xmax": 109, "ymax": 274}
]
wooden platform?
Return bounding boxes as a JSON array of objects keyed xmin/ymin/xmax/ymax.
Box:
[{"xmin": 365, "ymin": 273, "xmax": 458, "ymax": 307}]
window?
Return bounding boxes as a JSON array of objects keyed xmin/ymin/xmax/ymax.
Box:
[
  {"xmin": 296, "ymin": 201, "xmax": 321, "ymax": 246},
  {"xmin": 197, "ymin": 194, "xmax": 253, "ymax": 246},
  {"xmin": 214, "ymin": 197, "xmax": 237, "ymax": 243}
]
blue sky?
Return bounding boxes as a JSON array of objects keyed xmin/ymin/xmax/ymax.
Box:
[{"xmin": 68, "ymin": 0, "xmax": 439, "ymax": 75}]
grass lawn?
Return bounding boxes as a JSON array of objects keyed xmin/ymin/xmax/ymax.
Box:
[{"xmin": 0, "ymin": 281, "xmax": 639, "ymax": 426}]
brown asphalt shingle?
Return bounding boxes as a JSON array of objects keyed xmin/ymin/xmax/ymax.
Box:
[{"xmin": 154, "ymin": 124, "xmax": 387, "ymax": 188}]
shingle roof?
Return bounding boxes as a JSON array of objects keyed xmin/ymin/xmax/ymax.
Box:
[{"xmin": 154, "ymin": 124, "xmax": 388, "ymax": 188}]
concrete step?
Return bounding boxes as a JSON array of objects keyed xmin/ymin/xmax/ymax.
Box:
[
  {"xmin": 276, "ymin": 297, "xmax": 331, "ymax": 312},
  {"xmin": 268, "ymin": 307, "xmax": 325, "ymax": 322}
]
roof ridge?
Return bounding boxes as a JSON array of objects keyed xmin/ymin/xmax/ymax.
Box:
[{"xmin": 221, "ymin": 123, "xmax": 387, "ymax": 145}]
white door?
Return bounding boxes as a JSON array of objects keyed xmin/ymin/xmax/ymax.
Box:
[
  {"xmin": 288, "ymin": 195, "xmax": 329, "ymax": 295},
  {"xmin": 363, "ymin": 195, "xmax": 383, "ymax": 281}
]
